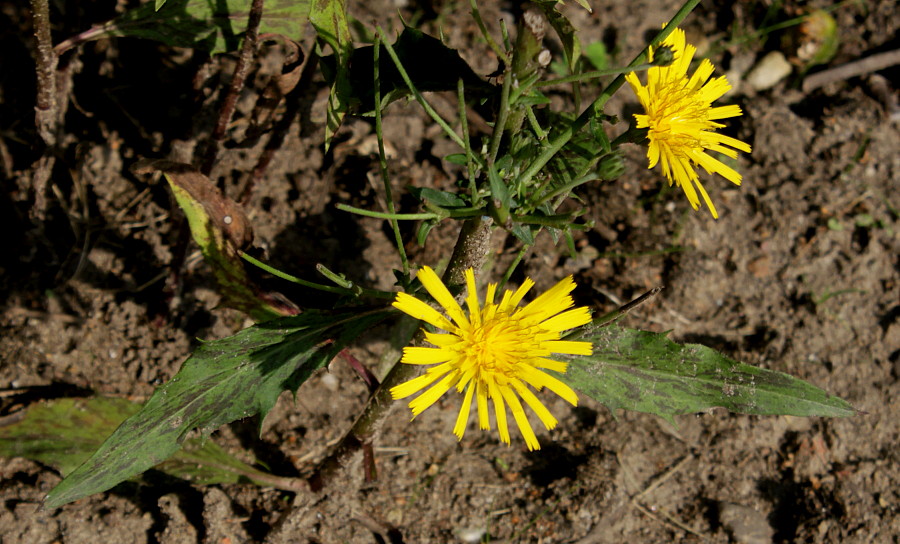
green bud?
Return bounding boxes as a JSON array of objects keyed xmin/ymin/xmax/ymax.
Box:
[
  {"xmin": 597, "ymin": 152, "xmax": 626, "ymax": 181},
  {"xmin": 652, "ymin": 45, "xmax": 675, "ymax": 67}
]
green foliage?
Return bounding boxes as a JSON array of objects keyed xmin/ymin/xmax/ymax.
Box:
[
  {"xmin": 535, "ymin": 1, "xmax": 582, "ymax": 71},
  {"xmin": 73, "ymin": 0, "xmax": 312, "ymax": 53},
  {"xmin": 562, "ymin": 326, "xmax": 856, "ymax": 423},
  {"xmin": 584, "ymin": 41, "xmax": 610, "ymax": 70},
  {"xmin": 0, "ymin": 397, "xmax": 296, "ymax": 489},
  {"xmin": 310, "ymin": 0, "xmax": 353, "ymax": 150},
  {"xmin": 44, "ymin": 310, "xmax": 387, "ymax": 509}
]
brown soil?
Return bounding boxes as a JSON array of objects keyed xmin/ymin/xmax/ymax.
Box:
[{"xmin": 2, "ymin": 1, "xmax": 898, "ymax": 542}]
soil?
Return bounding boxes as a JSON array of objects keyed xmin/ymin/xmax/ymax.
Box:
[{"xmin": 2, "ymin": 1, "xmax": 898, "ymax": 543}]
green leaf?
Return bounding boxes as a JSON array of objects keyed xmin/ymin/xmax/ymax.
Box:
[
  {"xmin": 562, "ymin": 326, "xmax": 856, "ymax": 423},
  {"xmin": 44, "ymin": 309, "xmax": 387, "ymax": 509},
  {"xmin": 411, "ymin": 187, "xmax": 467, "ymax": 208},
  {"xmin": 536, "ymin": 1, "xmax": 582, "ymax": 72},
  {"xmin": 0, "ymin": 397, "xmax": 300, "ymax": 490},
  {"xmin": 310, "ymin": 0, "xmax": 352, "ymax": 151},
  {"xmin": 62, "ymin": 0, "xmax": 312, "ymax": 54},
  {"xmin": 584, "ymin": 41, "xmax": 609, "ymax": 70}
]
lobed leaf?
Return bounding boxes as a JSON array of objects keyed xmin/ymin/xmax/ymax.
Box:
[
  {"xmin": 562, "ymin": 326, "xmax": 856, "ymax": 423},
  {"xmin": 44, "ymin": 309, "xmax": 387, "ymax": 509}
]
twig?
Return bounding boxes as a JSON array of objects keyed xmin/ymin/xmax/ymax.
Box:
[
  {"xmin": 802, "ymin": 48, "xmax": 900, "ymax": 93},
  {"xmin": 199, "ymin": 0, "xmax": 265, "ymax": 177},
  {"xmin": 29, "ymin": 0, "xmax": 60, "ymax": 217},
  {"xmin": 565, "ymin": 286, "xmax": 665, "ymax": 342},
  {"xmin": 31, "ymin": 0, "xmax": 57, "ymax": 146},
  {"xmin": 634, "ymin": 453, "xmax": 694, "ymax": 501},
  {"xmin": 618, "ymin": 451, "xmax": 705, "ymax": 539}
]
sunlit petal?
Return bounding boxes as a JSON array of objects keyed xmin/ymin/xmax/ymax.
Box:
[
  {"xmin": 389, "ymin": 267, "xmax": 593, "ymax": 449},
  {"xmin": 625, "ymin": 26, "xmax": 750, "ymax": 218}
]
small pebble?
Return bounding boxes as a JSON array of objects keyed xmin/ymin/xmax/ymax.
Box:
[{"xmin": 745, "ymin": 51, "xmax": 793, "ymax": 92}]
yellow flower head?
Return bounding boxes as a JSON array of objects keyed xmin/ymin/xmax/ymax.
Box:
[
  {"xmin": 391, "ymin": 266, "xmax": 592, "ymax": 451},
  {"xmin": 625, "ymin": 27, "xmax": 752, "ymax": 219}
]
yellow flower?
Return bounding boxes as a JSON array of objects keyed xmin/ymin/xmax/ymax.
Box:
[
  {"xmin": 625, "ymin": 27, "xmax": 752, "ymax": 219},
  {"xmin": 391, "ymin": 266, "xmax": 592, "ymax": 451}
]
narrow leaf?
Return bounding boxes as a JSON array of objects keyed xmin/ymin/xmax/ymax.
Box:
[
  {"xmin": 562, "ymin": 326, "xmax": 856, "ymax": 422},
  {"xmin": 44, "ymin": 310, "xmax": 387, "ymax": 509},
  {"xmin": 0, "ymin": 397, "xmax": 299, "ymax": 490}
]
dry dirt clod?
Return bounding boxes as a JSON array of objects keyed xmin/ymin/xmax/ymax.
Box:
[{"xmin": 717, "ymin": 502, "xmax": 775, "ymax": 544}]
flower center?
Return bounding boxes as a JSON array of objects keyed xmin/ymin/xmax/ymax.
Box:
[
  {"xmin": 647, "ymin": 83, "xmax": 709, "ymax": 156},
  {"xmin": 461, "ymin": 311, "xmax": 535, "ymax": 381}
]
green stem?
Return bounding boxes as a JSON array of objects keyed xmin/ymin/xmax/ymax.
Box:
[
  {"xmin": 315, "ymin": 264, "xmax": 396, "ymax": 299},
  {"xmin": 377, "ymin": 26, "xmax": 470, "ymax": 154},
  {"xmin": 525, "ymin": 106, "xmax": 547, "ymax": 142},
  {"xmin": 497, "ymin": 245, "xmax": 528, "ymax": 293},
  {"xmin": 514, "ymin": 214, "xmax": 591, "ymax": 229},
  {"xmin": 513, "ymin": 0, "xmax": 701, "ymax": 189},
  {"xmin": 468, "ymin": 0, "xmax": 508, "ymax": 61},
  {"xmin": 529, "ymin": 172, "xmax": 597, "ymax": 209},
  {"xmin": 373, "ymin": 34, "xmax": 409, "ymax": 275},
  {"xmin": 240, "ymin": 252, "xmax": 348, "ymax": 295},
  {"xmin": 336, "ymin": 203, "xmax": 440, "ymax": 220},
  {"xmin": 488, "ymin": 60, "xmax": 512, "ymax": 164},
  {"xmin": 457, "ymin": 79, "xmax": 480, "ymax": 204},
  {"xmin": 535, "ymin": 63, "xmax": 655, "ymax": 87}
]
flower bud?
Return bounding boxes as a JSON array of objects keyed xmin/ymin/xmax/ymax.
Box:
[
  {"xmin": 652, "ymin": 45, "xmax": 675, "ymax": 67},
  {"xmin": 597, "ymin": 152, "xmax": 626, "ymax": 181}
]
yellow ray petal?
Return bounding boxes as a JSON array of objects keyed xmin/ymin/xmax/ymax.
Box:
[
  {"xmin": 489, "ymin": 381, "xmax": 510, "ymax": 445},
  {"xmin": 393, "ymin": 293, "xmax": 455, "ymax": 332},
  {"xmin": 540, "ymin": 307, "xmax": 592, "ymax": 332},
  {"xmin": 476, "ymin": 381, "xmax": 490, "ymax": 430},
  {"xmin": 409, "ymin": 372, "xmax": 458, "ymax": 416},
  {"xmin": 464, "ymin": 268, "xmax": 481, "ymax": 328},
  {"xmin": 424, "ymin": 331, "xmax": 463, "ymax": 348},
  {"xmin": 531, "ymin": 357, "xmax": 568, "ymax": 373},
  {"xmin": 401, "ymin": 346, "xmax": 454, "ymax": 365},
  {"xmin": 390, "ymin": 363, "xmax": 452, "ymax": 399},
  {"xmin": 511, "ymin": 380, "xmax": 558, "ymax": 431},
  {"xmin": 500, "ymin": 385, "xmax": 540, "ymax": 451},
  {"xmin": 519, "ymin": 366, "xmax": 579, "ymax": 406},
  {"xmin": 416, "ymin": 266, "xmax": 468, "ymax": 328},
  {"xmin": 453, "ymin": 383, "xmax": 475, "ymax": 439}
]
